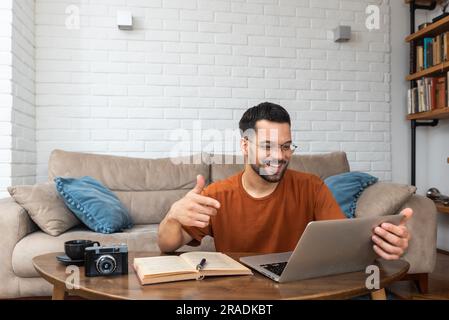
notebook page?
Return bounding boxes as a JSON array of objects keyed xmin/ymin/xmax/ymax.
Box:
[
  {"xmin": 181, "ymin": 252, "xmax": 247, "ymax": 271},
  {"xmin": 134, "ymin": 256, "xmax": 196, "ymax": 277}
]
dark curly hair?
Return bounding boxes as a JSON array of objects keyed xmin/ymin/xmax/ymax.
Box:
[{"xmin": 239, "ymin": 102, "xmax": 291, "ymax": 136}]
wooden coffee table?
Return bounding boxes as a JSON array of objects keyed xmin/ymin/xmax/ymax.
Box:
[{"xmin": 33, "ymin": 252, "xmax": 409, "ymax": 300}]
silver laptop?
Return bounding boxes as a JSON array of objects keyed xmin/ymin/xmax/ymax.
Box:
[{"xmin": 239, "ymin": 214, "xmax": 403, "ymax": 283}]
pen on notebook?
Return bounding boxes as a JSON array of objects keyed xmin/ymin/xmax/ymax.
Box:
[{"xmin": 196, "ymin": 258, "xmax": 207, "ymax": 270}]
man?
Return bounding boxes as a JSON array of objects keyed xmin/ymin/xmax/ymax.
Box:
[{"xmin": 158, "ymin": 102, "xmax": 411, "ymax": 260}]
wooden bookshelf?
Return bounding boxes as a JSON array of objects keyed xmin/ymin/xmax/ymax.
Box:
[
  {"xmin": 406, "ymin": 1, "xmax": 448, "ymax": 187},
  {"xmin": 406, "ymin": 61, "xmax": 449, "ymax": 80},
  {"xmin": 405, "ymin": 9, "xmax": 449, "ymax": 119},
  {"xmin": 406, "ymin": 14, "xmax": 449, "ymax": 43},
  {"xmin": 407, "ymin": 107, "xmax": 449, "ymax": 120}
]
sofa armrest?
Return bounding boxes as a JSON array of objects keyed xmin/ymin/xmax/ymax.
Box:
[
  {"xmin": 0, "ymin": 197, "xmax": 37, "ymax": 244},
  {"xmin": 400, "ymin": 194, "xmax": 437, "ymax": 274},
  {"xmin": 0, "ymin": 197, "xmax": 37, "ymax": 298}
]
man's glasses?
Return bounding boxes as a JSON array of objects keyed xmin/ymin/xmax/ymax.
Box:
[{"xmin": 246, "ymin": 138, "xmax": 298, "ymax": 155}]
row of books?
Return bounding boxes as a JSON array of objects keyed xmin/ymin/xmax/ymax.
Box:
[
  {"xmin": 416, "ymin": 33, "xmax": 449, "ymax": 71},
  {"xmin": 407, "ymin": 74, "xmax": 448, "ymax": 114}
]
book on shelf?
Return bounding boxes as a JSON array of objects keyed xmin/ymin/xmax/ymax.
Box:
[
  {"xmin": 433, "ymin": 36, "xmax": 441, "ymax": 66},
  {"xmin": 418, "ymin": 79, "xmax": 426, "ymax": 112},
  {"xmin": 408, "ymin": 87, "xmax": 416, "ymax": 115},
  {"xmin": 415, "ymin": 33, "xmax": 449, "ymax": 72},
  {"xmin": 407, "ymin": 75, "xmax": 447, "ymax": 115},
  {"xmin": 444, "ymin": 33, "xmax": 449, "ymax": 61},
  {"xmin": 433, "ymin": 34, "xmax": 447, "ymax": 66},
  {"xmin": 424, "ymin": 37, "xmax": 433, "ymax": 69},
  {"xmin": 417, "ymin": 45, "xmax": 424, "ymax": 71},
  {"xmin": 435, "ymin": 76, "xmax": 447, "ymax": 109},
  {"xmin": 133, "ymin": 252, "xmax": 253, "ymax": 285},
  {"xmin": 407, "ymin": 87, "xmax": 413, "ymax": 114}
]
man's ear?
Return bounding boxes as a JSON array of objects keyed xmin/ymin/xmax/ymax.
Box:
[{"xmin": 240, "ymin": 137, "xmax": 249, "ymax": 157}]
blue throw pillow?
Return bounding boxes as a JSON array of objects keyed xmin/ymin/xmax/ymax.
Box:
[
  {"xmin": 54, "ymin": 176, "xmax": 133, "ymax": 234},
  {"xmin": 324, "ymin": 172, "xmax": 378, "ymax": 219}
]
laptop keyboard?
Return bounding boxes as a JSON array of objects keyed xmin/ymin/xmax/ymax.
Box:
[{"xmin": 260, "ymin": 262, "xmax": 287, "ymax": 276}]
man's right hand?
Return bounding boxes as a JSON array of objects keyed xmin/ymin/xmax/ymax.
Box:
[{"xmin": 166, "ymin": 175, "xmax": 220, "ymax": 228}]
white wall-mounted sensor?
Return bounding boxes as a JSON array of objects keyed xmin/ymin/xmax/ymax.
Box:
[
  {"xmin": 333, "ymin": 25, "xmax": 351, "ymax": 42},
  {"xmin": 117, "ymin": 10, "xmax": 133, "ymax": 30}
]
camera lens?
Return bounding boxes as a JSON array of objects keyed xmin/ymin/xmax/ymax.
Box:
[{"xmin": 95, "ymin": 255, "xmax": 117, "ymax": 275}]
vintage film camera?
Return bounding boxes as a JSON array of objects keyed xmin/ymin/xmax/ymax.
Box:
[{"xmin": 84, "ymin": 244, "xmax": 128, "ymax": 277}]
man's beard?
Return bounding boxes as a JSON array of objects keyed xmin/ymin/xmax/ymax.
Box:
[{"xmin": 250, "ymin": 159, "xmax": 289, "ymax": 183}]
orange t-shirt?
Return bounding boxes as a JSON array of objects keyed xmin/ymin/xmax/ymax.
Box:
[{"xmin": 182, "ymin": 169, "xmax": 346, "ymax": 253}]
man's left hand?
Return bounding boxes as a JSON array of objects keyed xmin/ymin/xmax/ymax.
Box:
[{"xmin": 372, "ymin": 208, "xmax": 412, "ymax": 260}]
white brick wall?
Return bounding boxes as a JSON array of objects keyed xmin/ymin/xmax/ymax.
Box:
[
  {"xmin": 0, "ymin": 0, "xmax": 35, "ymax": 198},
  {"xmin": 0, "ymin": 0, "xmax": 13, "ymax": 198},
  {"xmin": 11, "ymin": 0, "xmax": 36, "ymax": 189},
  {"xmin": 32, "ymin": 0, "xmax": 391, "ymax": 182}
]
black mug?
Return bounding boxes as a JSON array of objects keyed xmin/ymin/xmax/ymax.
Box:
[{"xmin": 64, "ymin": 240, "xmax": 100, "ymax": 260}]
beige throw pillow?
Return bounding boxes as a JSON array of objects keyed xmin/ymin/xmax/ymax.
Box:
[
  {"xmin": 355, "ymin": 182, "xmax": 417, "ymax": 218},
  {"xmin": 8, "ymin": 182, "xmax": 80, "ymax": 236}
]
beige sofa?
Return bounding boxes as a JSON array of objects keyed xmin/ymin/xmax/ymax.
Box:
[{"xmin": 0, "ymin": 149, "xmax": 437, "ymax": 299}]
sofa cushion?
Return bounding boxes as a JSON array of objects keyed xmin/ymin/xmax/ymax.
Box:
[
  {"xmin": 114, "ymin": 189, "xmax": 188, "ymax": 224},
  {"xmin": 55, "ymin": 176, "xmax": 133, "ymax": 233},
  {"xmin": 48, "ymin": 150, "xmax": 210, "ymax": 224},
  {"xmin": 289, "ymin": 151, "xmax": 351, "ymax": 179},
  {"xmin": 48, "ymin": 150, "xmax": 210, "ymax": 191},
  {"xmin": 210, "ymin": 151, "xmax": 350, "ymax": 182},
  {"xmin": 355, "ymin": 182, "xmax": 417, "ymax": 218},
  {"xmin": 7, "ymin": 182, "xmax": 80, "ymax": 236},
  {"xmin": 324, "ymin": 172, "xmax": 378, "ymax": 219}
]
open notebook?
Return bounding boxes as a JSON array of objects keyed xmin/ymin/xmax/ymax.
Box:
[{"xmin": 133, "ymin": 252, "xmax": 253, "ymax": 285}]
